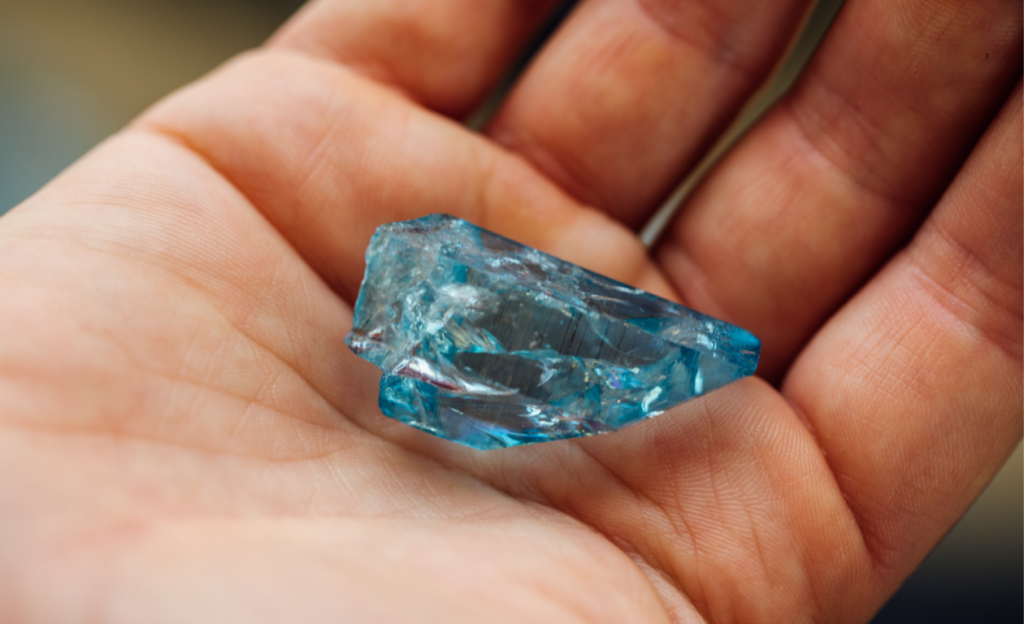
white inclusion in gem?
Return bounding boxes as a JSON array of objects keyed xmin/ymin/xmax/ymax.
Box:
[
  {"xmin": 525, "ymin": 405, "xmax": 552, "ymax": 425},
  {"xmin": 641, "ymin": 386, "xmax": 663, "ymax": 413},
  {"xmin": 446, "ymin": 321, "xmax": 502, "ymax": 351},
  {"xmin": 536, "ymin": 360, "xmax": 557, "ymax": 385},
  {"xmin": 695, "ymin": 330, "xmax": 716, "ymax": 350},
  {"xmin": 694, "ymin": 369, "xmax": 704, "ymax": 395},
  {"xmin": 440, "ymin": 284, "xmax": 487, "ymax": 308},
  {"xmin": 395, "ymin": 357, "xmax": 515, "ymax": 396},
  {"xmin": 395, "ymin": 357, "xmax": 458, "ymax": 389}
]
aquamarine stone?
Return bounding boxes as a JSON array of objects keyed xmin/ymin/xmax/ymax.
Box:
[{"xmin": 346, "ymin": 214, "xmax": 759, "ymax": 450}]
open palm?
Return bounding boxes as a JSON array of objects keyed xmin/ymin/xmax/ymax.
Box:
[{"xmin": 1, "ymin": 0, "xmax": 1020, "ymax": 622}]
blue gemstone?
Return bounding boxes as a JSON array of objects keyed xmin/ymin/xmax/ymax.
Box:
[{"xmin": 346, "ymin": 214, "xmax": 760, "ymax": 450}]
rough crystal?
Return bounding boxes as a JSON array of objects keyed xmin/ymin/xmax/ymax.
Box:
[{"xmin": 346, "ymin": 214, "xmax": 760, "ymax": 450}]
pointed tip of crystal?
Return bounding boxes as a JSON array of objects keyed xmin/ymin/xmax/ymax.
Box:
[{"xmin": 346, "ymin": 214, "xmax": 760, "ymax": 449}]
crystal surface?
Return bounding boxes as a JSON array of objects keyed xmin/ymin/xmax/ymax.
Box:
[{"xmin": 345, "ymin": 214, "xmax": 760, "ymax": 450}]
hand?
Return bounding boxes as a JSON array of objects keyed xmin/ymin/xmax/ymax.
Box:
[{"xmin": 1, "ymin": 0, "xmax": 1019, "ymax": 621}]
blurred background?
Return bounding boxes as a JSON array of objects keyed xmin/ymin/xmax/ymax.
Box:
[
  {"xmin": 0, "ymin": 0, "xmax": 1020, "ymax": 621},
  {"xmin": 0, "ymin": 0, "xmax": 306, "ymax": 211}
]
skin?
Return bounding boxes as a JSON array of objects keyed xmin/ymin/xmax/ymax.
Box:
[{"xmin": 0, "ymin": 0, "xmax": 1020, "ymax": 622}]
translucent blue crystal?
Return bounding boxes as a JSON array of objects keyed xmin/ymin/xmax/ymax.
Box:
[{"xmin": 345, "ymin": 214, "xmax": 760, "ymax": 450}]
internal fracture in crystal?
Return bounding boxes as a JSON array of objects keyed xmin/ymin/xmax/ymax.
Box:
[{"xmin": 345, "ymin": 214, "xmax": 760, "ymax": 450}]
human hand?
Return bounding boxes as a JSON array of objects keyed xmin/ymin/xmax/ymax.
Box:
[{"xmin": 1, "ymin": 0, "xmax": 1020, "ymax": 622}]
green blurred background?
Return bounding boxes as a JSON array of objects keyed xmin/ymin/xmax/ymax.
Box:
[{"xmin": 1, "ymin": 1, "xmax": 1020, "ymax": 621}]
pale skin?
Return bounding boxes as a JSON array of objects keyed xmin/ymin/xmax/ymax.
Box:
[{"xmin": 0, "ymin": 0, "xmax": 1020, "ymax": 621}]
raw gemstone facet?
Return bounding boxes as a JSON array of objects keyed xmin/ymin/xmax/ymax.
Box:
[{"xmin": 345, "ymin": 214, "xmax": 760, "ymax": 450}]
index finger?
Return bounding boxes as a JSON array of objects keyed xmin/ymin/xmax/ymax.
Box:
[{"xmin": 269, "ymin": 0, "xmax": 559, "ymax": 117}]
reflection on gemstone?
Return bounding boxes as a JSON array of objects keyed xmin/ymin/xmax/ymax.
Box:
[{"xmin": 346, "ymin": 214, "xmax": 760, "ymax": 450}]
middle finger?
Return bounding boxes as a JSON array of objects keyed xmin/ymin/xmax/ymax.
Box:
[{"xmin": 486, "ymin": 0, "xmax": 814, "ymax": 227}]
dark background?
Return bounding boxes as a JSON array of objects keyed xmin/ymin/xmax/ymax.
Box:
[{"xmin": 1, "ymin": 1, "xmax": 1020, "ymax": 621}]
